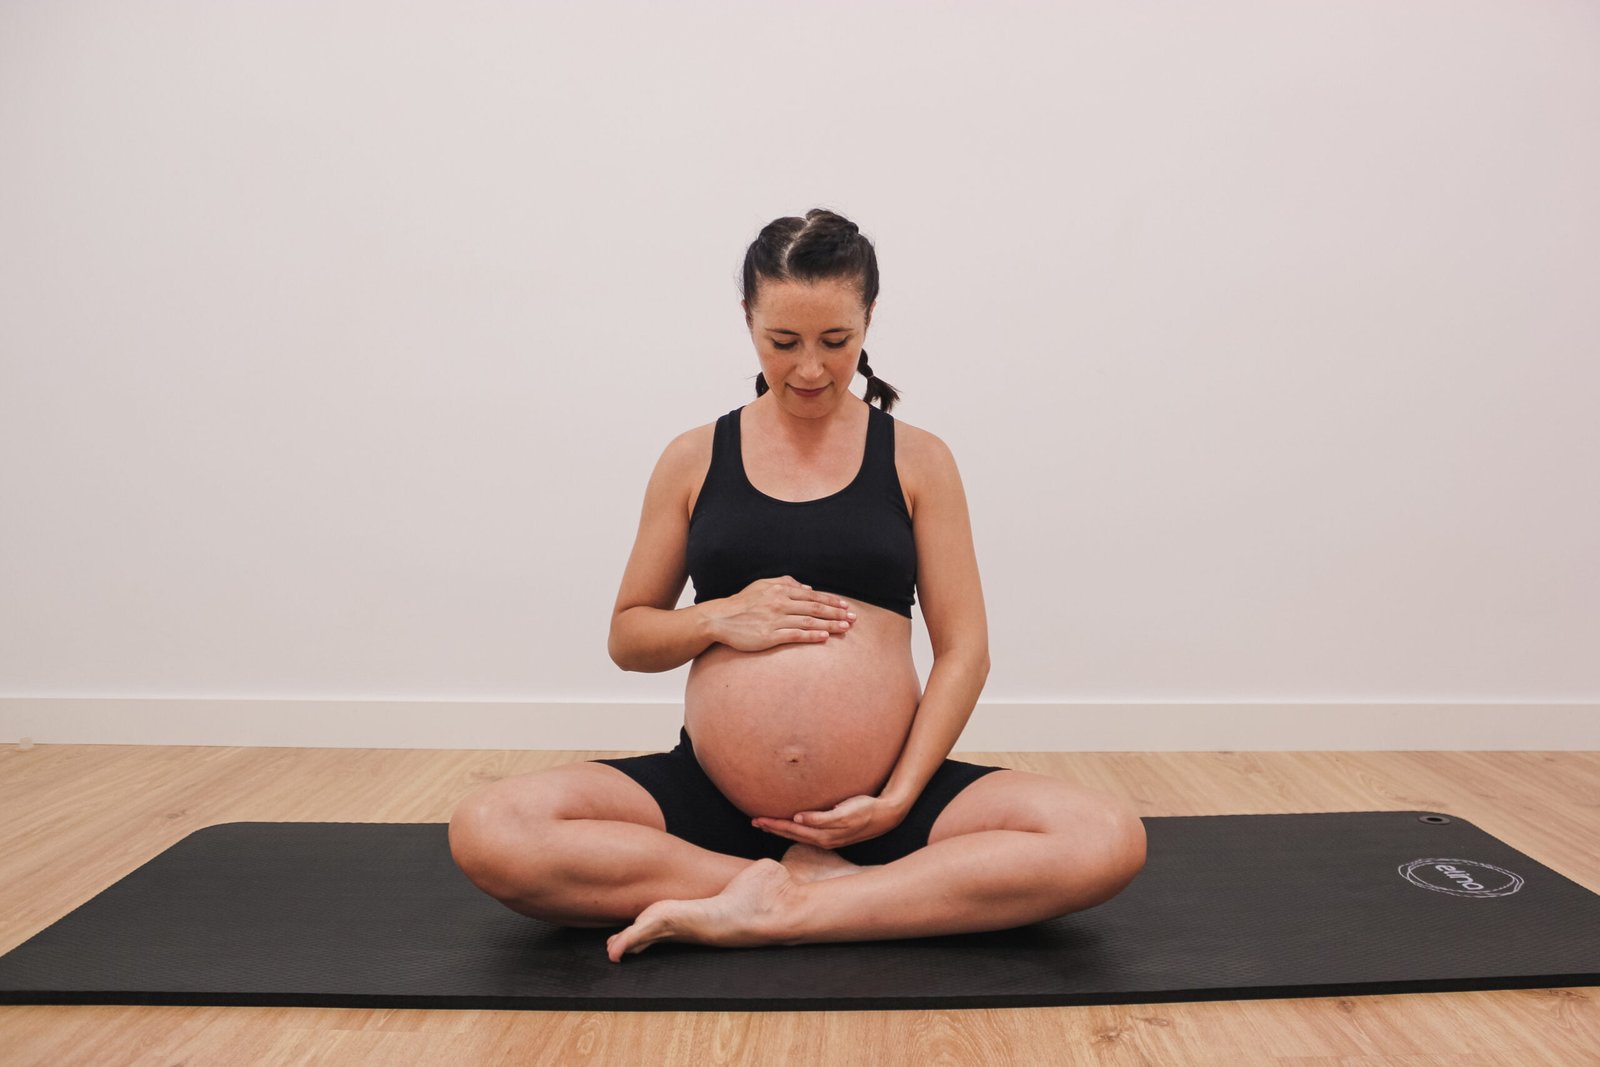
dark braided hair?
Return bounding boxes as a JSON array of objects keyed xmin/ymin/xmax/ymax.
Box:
[{"xmin": 741, "ymin": 208, "xmax": 901, "ymax": 412}]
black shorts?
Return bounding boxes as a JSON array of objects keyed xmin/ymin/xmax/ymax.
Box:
[{"xmin": 589, "ymin": 725, "xmax": 1005, "ymax": 866}]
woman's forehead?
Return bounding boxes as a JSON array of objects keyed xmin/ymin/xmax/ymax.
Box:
[{"xmin": 753, "ymin": 279, "xmax": 864, "ymax": 323}]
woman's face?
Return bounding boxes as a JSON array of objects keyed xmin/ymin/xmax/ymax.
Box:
[{"xmin": 744, "ymin": 278, "xmax": 874, "ymax": 419}]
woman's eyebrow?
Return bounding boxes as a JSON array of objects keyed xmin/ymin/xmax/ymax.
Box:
[{"xmin": 766, "ymin": 327, "xmax": 853, "ymax": 335}]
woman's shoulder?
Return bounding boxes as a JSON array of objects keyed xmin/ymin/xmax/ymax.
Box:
[
  {"xmin": 628, "ymin": 418, "xmax": 721, "ymax": 525},
  {"xmin": 887, "ymin": 411, "xmax": 957, "ymax": 473},
  {"xmin": 659, "ymin": 417, "xmax": 718, "ymax": 475},
  {"xmin": 885, "ymin": 411, "xmax": 962, "ymax": 519}
]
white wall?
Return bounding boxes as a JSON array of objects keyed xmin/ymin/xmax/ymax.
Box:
[{"xmin": 2, "ymin": 1, "xmax": 1596, "ymax": 749}]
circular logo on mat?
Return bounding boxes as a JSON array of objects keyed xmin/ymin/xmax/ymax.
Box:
[{"xmin": 1399, "ymin": 858, "xmax": 1524, "ymax": 898}]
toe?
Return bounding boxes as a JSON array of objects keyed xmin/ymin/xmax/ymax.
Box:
[{"xmin": 607, "ymin": 903, "xmax": 673, "ymax": 962}]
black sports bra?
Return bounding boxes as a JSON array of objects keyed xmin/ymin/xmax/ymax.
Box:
[{"xmin": 685, "ymin": 403, "xmax": 917, "ymax": 618}]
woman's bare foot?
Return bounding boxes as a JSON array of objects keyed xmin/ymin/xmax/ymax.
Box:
[
  {"xmin": 779, "ymin": 842, "xmax": 871, "ymax": 883},
  {"xmin": 606, "ymin": 858, "xmax": 803, "ymax": 962}
]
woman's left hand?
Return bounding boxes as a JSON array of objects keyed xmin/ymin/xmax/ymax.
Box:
[{"xmin": 752, "ymin": 794, "xmax": 908, "ymax": 851}]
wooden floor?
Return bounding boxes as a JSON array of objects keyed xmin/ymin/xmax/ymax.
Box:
[{"xmin": 1, "ymin": 740, "xmax": 1596, "ymax": 1066}]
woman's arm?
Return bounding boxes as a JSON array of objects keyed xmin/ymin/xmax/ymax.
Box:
[
  {"xmin": 607, "ymin": 429, "xmax": 716, "ymax": 673},
  {"xmin": 610, "ymin": 602, "xmax": 721, "ymax": 674},
  {"xmin": 877, "ymin": 429, "xmax": 992, "ymax": 811}
]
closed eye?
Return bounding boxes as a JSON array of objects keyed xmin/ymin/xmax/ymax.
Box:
[{"xmin": 774, "ymin": 340, "xmax": 849, "ymax": 350}]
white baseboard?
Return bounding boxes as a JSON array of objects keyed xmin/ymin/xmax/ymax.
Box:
[{"xmin": 1, "ymin": 698, "xmax": 1595, "ymax": 751}]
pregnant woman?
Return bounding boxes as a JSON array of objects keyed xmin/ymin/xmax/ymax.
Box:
[{"xmin": 448, "ymin": 209, "xmax": 1147, "ymax": 962}]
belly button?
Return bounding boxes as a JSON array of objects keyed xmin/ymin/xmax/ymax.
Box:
[{"xmin": 778, "ymin": 745, "xmax": 805, "ymax": 765}]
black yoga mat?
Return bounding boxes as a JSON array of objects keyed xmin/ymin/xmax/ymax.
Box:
[{"xmin": 1, "ymin": 812, "xmax": 1596, "ymax": 1011}]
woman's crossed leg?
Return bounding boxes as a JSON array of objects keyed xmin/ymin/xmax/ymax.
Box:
[
  {"xmin": 448, "ymin": 761, "xmax": 761, "ymax": 927},
  {"xmin": 449, "ymin": 761, "xmax": 1146, "ymax": 962},
  {"xmin": 603, "ymin": 768, "xmax": 1147, "ymax": 961}
]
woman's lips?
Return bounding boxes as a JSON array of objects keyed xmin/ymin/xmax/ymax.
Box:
[{"xmin": 791, "ymin": 385, "xmax": 828, "ymax": 397}]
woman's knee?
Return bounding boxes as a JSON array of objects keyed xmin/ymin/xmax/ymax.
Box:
[
  {"xmin": 447, "ymin": 771, "xmax": 571, "ymax": 898},
  {"xmin": 1057, "ymin": 796, "xmax": 1146, "ymax": 908},
  {"xmin": 1102, "ymin": 806, "xmax": 1147, "ymax": 890},
  {"xmin": 446, "ymin": 762, "xmax": 667, "ymax": 902}
]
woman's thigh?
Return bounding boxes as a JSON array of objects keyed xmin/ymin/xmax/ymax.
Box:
[
  {"xmin": 472, "ymin": 760, "xmax": 667, "ymax": 827},
  {"xmin": 926, "ymin": 767, "xmax": 1141, "ymax": 844}
]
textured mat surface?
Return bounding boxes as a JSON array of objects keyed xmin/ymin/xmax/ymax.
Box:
[{"xmin": 1, "ymin": 812, "xmax": 1596, "ymax": 1010}]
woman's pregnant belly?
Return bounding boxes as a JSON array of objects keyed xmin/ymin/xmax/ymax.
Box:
[{"xmin": 684, "ymin": 597, "xmax": 922, "ymax": 819}]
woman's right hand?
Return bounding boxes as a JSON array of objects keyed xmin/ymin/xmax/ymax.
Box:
[{"xmin": 708, "ymin": 576, "xmax": 856, "ymax": 652}]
